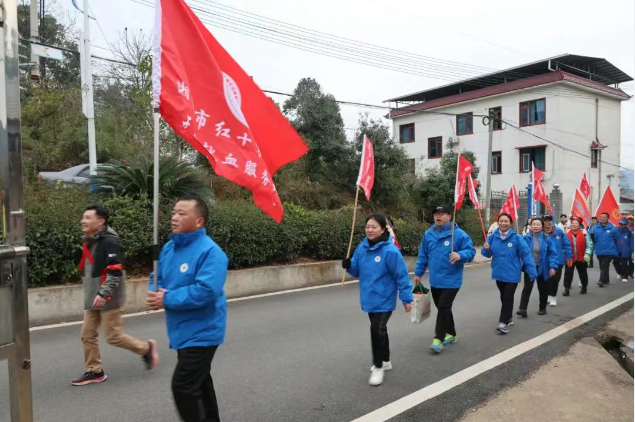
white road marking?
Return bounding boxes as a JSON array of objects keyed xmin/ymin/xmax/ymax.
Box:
[{"xmin": 351, "ymin": 291, "xmax": 634, "ymax": 422}]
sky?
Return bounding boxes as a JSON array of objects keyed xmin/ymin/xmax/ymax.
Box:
[{"xmin": 61, "ymin": 0, "xmax": 635, "ymax": 170}]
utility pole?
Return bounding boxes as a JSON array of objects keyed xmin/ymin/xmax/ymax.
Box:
[
  {"xmin": 29, "ymin": 0, "xmax": 39, "ymax": 82},
  {"xmin": 82, "ymin": 0, "xmax": 97, "ymax": 177},
  {"xmin": 484, "ymin": 113, "xmax": 494, "ymax": 229}
]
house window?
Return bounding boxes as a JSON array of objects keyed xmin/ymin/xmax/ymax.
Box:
[
  {"xmin": 591, "ymin": 149, "xmax": 598, "ymax": 168},
  {"xmin": 492, "ymin": 151, "xmax": 502, "ymax": 174},
  {"xmin": 520, "ymin": 99, "xmax": 546, "ymax": 127},
  {"xmin": 519, "ymin": 147, "xmax": 546, "ymax": 173},
  {"xmin": 489, "ymin": 107, "xmax": 502, "ymax": 130},
  {"xmin": 456, "ymin": 113, "xmax": 473, "ymax": 135},
  {"xmin": 428, "ymin": 137, "xmax": 442, "ymax": 159},
  {"xmin": 399, "ymin": 123, "xmax": 415, "ymax": 143}
]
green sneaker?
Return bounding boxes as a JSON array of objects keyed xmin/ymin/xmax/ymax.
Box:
[
  {"xmin": 442, "ymin": 334, "xmax": 457, "ymax": 346},
  {"xmin": 429, "ymin": 338, "xmax": 443, "ymax": 353}
]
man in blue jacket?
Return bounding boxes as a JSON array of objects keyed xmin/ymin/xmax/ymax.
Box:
[
  {"xmin": 589, "ymin": 212, "xmax": 619, "ymax": 288},
  {"xmin": 542, "ymin": 215, "xmax": 572, "ymax": 307},
  {"xmin": 147, "ymin": 197, "xmax": 228, "ymax": 422},
  {"xmin": 614, "ymin": 219, "xmax": 634, "ymax": 283},
  {"xmin": 414, "ymin": 205, "xmax": 475, "ymax": 353}
]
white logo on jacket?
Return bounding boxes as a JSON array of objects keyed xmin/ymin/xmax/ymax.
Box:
[
  {"xmin": 508, "ymin": 242, "xmax": 513, "ymax": 247},
  {"xmin": 444, "ymin": 241, "xmax": 450, "ymax": 246},
  {"xmin": 180, "ymin": 263, "xmax": 189, "ymax": 273},
  {"xmin": 375, "ymin": 256, "xmax": 381, "ymax": 263}
]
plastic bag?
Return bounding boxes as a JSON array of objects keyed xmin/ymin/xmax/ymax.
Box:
[{"xmin": 411, "ymin": 284, "xmax": 432, "ymax": 324}]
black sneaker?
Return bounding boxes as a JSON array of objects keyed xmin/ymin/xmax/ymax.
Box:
[
  {"xmin": 598, "ymin": 282, "xmax": 604, "ymax": 288},
  {"xmin": 142, "ymin": 339, "xmax": 159, "ymax": 370},
  {"xmin": 563, "ymin": 289, "xmax": 570, "ymax": 297},
  {"xmin": 581, "ymin": 287, "xmax": 587, "ymax": 294},
  {"xmin": 516, "ymin": 309, "xmax": 528, "ymax": 318},
  {"xmin": 537, "ymin": 308, "xmax": 547, "ymax": 315},
  {"xmin": 72, "ymin": 371, "xmax": 107, "ymax": 386}
]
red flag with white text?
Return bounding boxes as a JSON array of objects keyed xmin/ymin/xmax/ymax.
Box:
[
  {"xmin": 579, "ymin": 173, "xmax": 591, "ymax": 199},
  {"xmin": 454, "ymin": 154, "xmax": 474, "ymax": 210},
  {"xmin": 570, "ymin": 189, "xmax": 592, "ymax": 228},
  {"xmin": 357, "ymin": 136, "xmax": 375, "ymax": 200},
  {"xmin": 594, "ymin": 185, "xmax": 621, "ymax": 225},
  {"xmin": 152, "ymin": 0, "xmax": 309, "ymax": 223},
  {"xmin": 467, "ymin": 175, "xmax": 481, "ymax": 209},
  {"xmin": 499, "ymin": 185, "xmax": 519, "ymax": 221},
  {"xmin": 532, "ymin": 164, "xmax": 553, "ymax": 214}
]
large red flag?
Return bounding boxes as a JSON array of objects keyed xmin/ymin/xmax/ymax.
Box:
[
  {"xmin": 499, "ymin": 185, "xmax": 519, "ymax": 221},
  {"xmin": 594, "ymin": 185, "xmax": 621, "ymax": 225},
  {"xmin": 467, "ymin": 175, "xmax": 481, "ymax": 209},
  {"xmin": 532, "ymin": 164, "xmax": 553, "ymax": 214},
  {"xmin": 357, "ymin": 136, "xmax": 375, "ymax": 200},
  {"xmin": 152, "ymin": 0, "xmax": 309, "ymax": 223},
  {"xmin": 454, "ymin": 154, "xmax": 474, "ymax": 210},
  {"xmin": 579, "ymin": 173, "xmax": 591, "ymax": 199},
  {"xmin": 571, "ymin": 189, "xmax": 592, "ymax": 228}
]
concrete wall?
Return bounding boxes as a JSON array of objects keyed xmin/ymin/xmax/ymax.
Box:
[
  {"xmin": 28, "ymin": 257, "xmax": 417, "ymax": 326},
  {"xmin": 391, "ymin": 83, "xmax": 624, "ymax": 214}
]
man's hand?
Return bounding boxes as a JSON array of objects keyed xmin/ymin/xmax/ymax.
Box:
[
  {"xmin": 404, "ymin": 303, "xmax": 412, "ymax": 313},
  {"xmin": 449, "ymin": 252, "xmax": 461, "ymax": 264},
  {"xmin": 483, "ymin": 241, "xmax": 490, "ymax": 250},
  {"xmin": 549, "ymin": 269, "xmax": 556, "ymax": 277},
  {"xmin": 414, "ymin": 276, "xmax": 421, "ymax": 285},
  {"xmin": 146, "ymin": 289, "xmax": 167, "ymax": 310},
  {"xmin": 92, "ymin": 295, "xmax": 106, "ymax": 309}
]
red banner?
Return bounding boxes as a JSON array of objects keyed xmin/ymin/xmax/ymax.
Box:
[
  {"xmin": 579, "ymin": 173, "xmax": 591, "ymax": 199},
  {"xmin": 467, "ymin": 175, "xmax": 481, "ymax": 209},
  {"xmin": 533, "ymin": 165, "xmax": 553, "ymax": 214},
  {"xmin": 499, "ymin": 185, "xmax": 519, "ymax": 221},
  {"xmin": 571, "ymin": 189, "xmax": 592, "ymax": 228},
  {"xmin": 153, "ymin": 0, "xmax": 309, "ymax": 223},
  {"xmin": 595, "ymin": 185, "xmax": 621, "ymax": 225},
  {"xmin": 454, "ymin": 154, "xmax": 474, "ymax": 210},
  {"xmin": 356, "ymin": 136, "xmax": 375, "ymax": 200}
]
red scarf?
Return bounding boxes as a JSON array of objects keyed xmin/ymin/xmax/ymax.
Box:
[{"xmin": 78, "ymin": 242, "xmax": 94, "ymax": 272}]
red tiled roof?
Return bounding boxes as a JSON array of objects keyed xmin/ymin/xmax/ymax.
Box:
[{"xmin": 390, "ymin": 70, "xmax": 631, "ymax": 118}]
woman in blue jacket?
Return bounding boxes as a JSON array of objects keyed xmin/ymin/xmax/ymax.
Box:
[
  {"xmin": 482, "ymin": 213, "xmax": 538, "ymax": 334},
  {"xmin": 342, "ymin": 214, "xmax": 413, "ymax": 387},
  {"xmin": 517, "ymin": 218, "xmax": 559, "ymax": 317},
  {"xmin": 614, "ymin": 219, "xmax": 634, "ymax": 283}
]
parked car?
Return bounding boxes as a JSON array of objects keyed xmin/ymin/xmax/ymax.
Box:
[{"xmin": 38, "ymin": 164, "xmax": 110, "ymax": 185}]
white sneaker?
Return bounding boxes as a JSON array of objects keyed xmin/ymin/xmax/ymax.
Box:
[
  {"xmin": 370, "ymin": 361, "xmax": 393, "ymax": 371},
  {"xmin": 622, "ymin": 278, "xmax": 629, "ymax": 283},
  {"xmin": 577, "ymin": 280, "xmax": 582, "ymax": 287},
  {"xmin": 551, "ymin": 297, "xmax": 557, "ymax": 307},
  {"xmin": 547, "ymin": 296, "xmax": 554, "ymax": 306},
  {"xmin": 369, "ymin": 368, "xmax": 384, "ymax": 386}
]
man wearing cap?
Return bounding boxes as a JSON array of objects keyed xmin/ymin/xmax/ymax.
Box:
[
  {"xmin": 542, "ymin": 215, "xmax": 572, "ymax": 306},
  {"xmin": 563, "ymin": 216, "xmax": 593, "ymax": 296},
  {"xmin": 614, "ymin": 219, "xmax": 634, "ymax": 283},
  {"xmin": 414, "ymin": 205, "xmax": 475, "ymax": 354},
  {"xmin": 589, "ymin": 212, "xmax": 619, "ymax": 287}
]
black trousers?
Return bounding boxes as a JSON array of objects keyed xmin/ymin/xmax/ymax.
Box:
[
  {"xmin": 597, "ymin": 255, "xmax": 613, "ymax": 285},
  {"xmin": 430, "ymin": 287, "xmax": 460, "ymax": 341},
  {"xmin": 588, "ymin": 254, "xmax": 594, "ymax": 268},
  {"xmin": 496, "ymin": 281, "xmax": 517, "ymax": 324},
  {"xmin": 613, "ymin": 257, "xmax": 629, "ymax": 278},
  {"xmin": 563, "ymin": 261, "xmax": 588, "ymax": 289},
  {"xmin": 520, "ymin": 266, "xmax": 547, "ymax": 311},
  {"xmin": 630, "ymin": 257, "xmax": 634, "ymax": 277},
  {"xmin": 547, "ymin": 265, "xmax": 564, "ymax": 296},
  {"xmin": 368, "ymin": 312, "xmax": 392, "ymax": 368},
  {"xmin": 172, "ymin": 346, "xmax": 220, "ymax": 422}
]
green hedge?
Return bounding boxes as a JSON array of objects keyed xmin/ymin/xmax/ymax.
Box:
[{"xmin": 26, "ymin": 184, "xmax": 484, "ymax": 287}]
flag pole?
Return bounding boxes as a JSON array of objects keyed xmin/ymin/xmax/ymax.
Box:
[
  {"xmin": 476, "ymin": 206, "xmax": 487, "ymax": 242},
  {"xmin": 152, "ymin": 109, "xmax": 160, "ymax": 292},
  {"xmin": 451, "ymin": 203, "xmax": 457, "ymax": 253},
  {"xmin": 342, "ymin": 185, "xmax": 361, "ymax": 286}
]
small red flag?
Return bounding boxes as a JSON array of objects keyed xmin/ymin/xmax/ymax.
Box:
[
  {"xmin": 454, "ymin": 154, "xmax": 474, "ymax": 210},
  {"xmin": 579, "ymin": 173, "xmax": 591, "ymax": 199},
  {"xmin": 594, "ymin": 185, "xmax": 621, "ymax": 225},
  {"xmin": 499, "ymin": 185, "xmax": 519, "ymax": 221},
  {"xmin": 532, "ymin": 164, "xmax": 553, "ymax": 214},
  {"xmin": 467, "ymin": 175, "xmax": 481, "ymax": 209},
  {"xmin": 570, "ymin": 189, "xmax": 592, "ymax": 228},
  {"xmin": 152, "ymin": 0, "xmax": 309, "ymax": 223},
  {"xmin": 357, "ymin": 136, "xmax": 375, "ymax": 200}
]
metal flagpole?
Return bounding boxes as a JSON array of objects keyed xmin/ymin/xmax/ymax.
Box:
[{"xmin": 153, "ymin": 109, "xmax": 160, "ymax": 291}]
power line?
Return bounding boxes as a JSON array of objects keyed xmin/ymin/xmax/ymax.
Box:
[
  {"xmin": 87, "ymin": 2, "xmax": 118, "ymax": 59},
  {"xmin": 19, "ymin": 39, "xmax": 133, "ymax": 66}
]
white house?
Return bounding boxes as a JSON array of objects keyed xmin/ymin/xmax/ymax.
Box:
[{"xmin": 387, "ymin": 54, "xmax": 632, "ymax": 218}]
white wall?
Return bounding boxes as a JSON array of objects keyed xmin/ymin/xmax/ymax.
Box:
[{"xmin": 392, "ymin": 82, "xmax": 623, "ymax": 215}]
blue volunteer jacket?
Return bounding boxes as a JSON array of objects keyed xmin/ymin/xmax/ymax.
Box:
[
  {"xmin": 150, "ymin": 228, "xmax": 229, "ymax": 350},
  {"xmin": 589, "ymin": 222, "xmax": 619, "ymax": 256},
  {"xmin": 481, "ymin": 228, "xmax": 538, "ymax": 283},
  {"xmin": 616, "ymin": 227, "xmax": 634, "ymax": 258},
  {"xmin": 523, "ymin": 231, "xmax": 559, "ymax": 280},
  {"xmin": 415, "ymin": 222, "xmax": 475, "ymax": 289},
  {"xmin": 544, "ymin": 226, "xmax": 573, "ymax": 266},
  {"xmin": 347, "ymin": 236, "xmax": 413, "ymax": 313}
]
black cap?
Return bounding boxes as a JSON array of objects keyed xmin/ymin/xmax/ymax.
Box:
[
  {"xmin": 433, "ymin": 205, "xmax": 453, "ymax": 215},
  {"xmin": 542, "ymin": 214, "xmax": 553, "ymax": 221}
]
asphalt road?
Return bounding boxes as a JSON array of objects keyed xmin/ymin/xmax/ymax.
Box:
[{"xmin": 0, "ymin": 263, "xmax": 633, "ymax": 422}]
